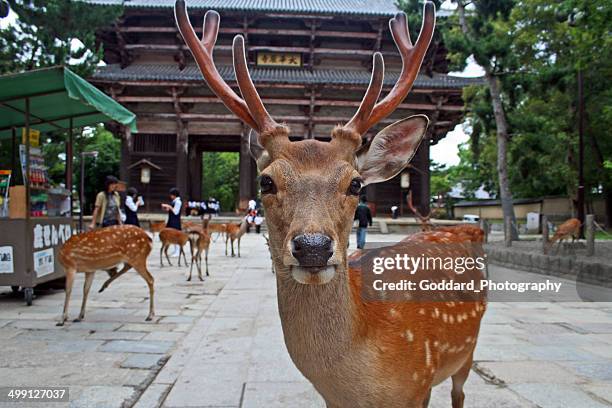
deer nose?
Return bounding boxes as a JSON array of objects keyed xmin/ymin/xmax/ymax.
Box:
[{"xmin": 291, "ymin": 234, "xmax": 334, "ymax": 267}]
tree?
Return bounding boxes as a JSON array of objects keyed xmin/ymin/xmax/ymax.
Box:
[
  {"xmin": 1, "ymin": 0, "xmax": 121, "ymax": 75},
  {"xmin": 446, "ymin": 0, "xmax": 519, "ymax": 238},
  {"xmin": 202, "ymin": 152, "xmax": 240, "ymax": 212},
  {"xmin": 510, "ymin": 0, "xmax": 612, "ymax": 226}
]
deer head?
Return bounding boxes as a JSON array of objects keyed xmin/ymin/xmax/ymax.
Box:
[{"xmin": 175, "ymin": 0, "xmax": 435, "ymax": 285}]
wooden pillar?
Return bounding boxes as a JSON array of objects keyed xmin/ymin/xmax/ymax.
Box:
[
  {"xmin": 542, "ymin": 215, "xmax": 549, "ymax": 254},
  {"xmin": 411, "ymin": 140, "xmax": 430, "ymax": 216},
  {"xmin": 189, "ymin": 143, "xmax": 202, "ymax": 200},
  {"xmin": 239, "ymin": 127, "xmax": 256, "ymax": 211},
  {"xmin": 176, "ymin": 122, "xmax": 189, "ymax": 196},
  {"xmin": 585, "ymin": 214, "xmax": 595, "ymax": 256},
  {"xmin": 119, "ymin": 127, "xmax": 130, "ymax": 183}
]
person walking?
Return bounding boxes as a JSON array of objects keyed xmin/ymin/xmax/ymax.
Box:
[
  {"xmin": 354, "ymin": 196, "xmax": 372, "ymax": 249},
  {"xmin": 124, "ymin": 187, "xmax": 144, "ymax": 227},
  {"xmin": 89, "ymin": 175, "xmax": 122, "ymax": 229},
  {"xmin": 161, "ymin": 188, "xmax": 182, "ymax": 230}
]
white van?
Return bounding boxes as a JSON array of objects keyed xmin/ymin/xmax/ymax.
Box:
[{"xmin": 462, "ymin": 214, "xmax": 480, "ymax": 223}]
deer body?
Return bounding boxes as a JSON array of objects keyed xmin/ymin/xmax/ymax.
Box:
[
  {"xmin": 175, "ymin": 1, "xmax": 486, "ymax": 405},
  {"xmin": 57, "ymin": 225, "xmax": 154, "ymax": 325},
  {"xmin": 547, "ymin": 218, "xmax": 581, "ymax": 254},
  {"xmin": 185, "ymin": 220, "xmax": 212, "ymax": 281},
  {"xmin": 207, "ymin": 222, "xmax": 227, "ymax": 242},
  {"xmin": 225, "ymin": 220, "xmax": 247, "ymax": 257},
  {"xmin": 159, "ymin": 228, "xmax": 189, "ymax": 266}
]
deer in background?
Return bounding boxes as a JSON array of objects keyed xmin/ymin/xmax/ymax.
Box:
[
  {"xmin": 176, "ymin": 1, "xmax": 486, "ymax": 407},
  {"xmin": 225, "ymin": 219, "xmax": 248, "ymax": 257},
  {"xmin": 159, "ymin": 228, "xmax": 189, "ymax": 266},
  {"xmin": 262, "ymin": 233, "xmax": 275, "ymax": 273},
  {"xmin": 547, "ymin": 217, "xmax": 581, "ymax": 254},
  {"xmin": 57, "ymin": 225, "xmax": 155, "ymax": 325},
  {"xmin": 407, "ymin": 190, "xmax": 434, "ymax": 231},
  {"xmin": 207, "ymin": 222, "xmax": 227, "ymax": 242},
  {"xmin": 185, "ymin": 218, "xmax": 211, "ymax": 281}
]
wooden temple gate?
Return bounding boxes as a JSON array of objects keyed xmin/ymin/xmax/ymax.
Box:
[{"xmin": 86, "ymin": 0, "xmax": 480, "ymax": 214}]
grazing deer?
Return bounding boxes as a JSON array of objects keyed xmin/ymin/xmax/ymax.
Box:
[
  {"xmin": 407, "ymin": 190, "xmax": 434, "ymax": 231},
  {"xmin": 225, "ymin": 219, "xmax": 248, "ymax": 257},
  {"xmin": 159, "ymin": 228, "xmax": 189, "ymax": 266},
  {"xmin": 57, "ymin": 225, "xmax": 154, "ymax": 325},
  {"xmin": 176, "ymin": 1, "xmax": 486, "ymax": 407},
  {"xmin": 547, "ymin": 217, "xmax": 581, "ymax": 254}
]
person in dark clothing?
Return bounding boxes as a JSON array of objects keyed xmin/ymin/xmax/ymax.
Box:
[
  {"xmin": 162, "ymin": 188, "xmax": 182, "ymax": 230},
  {"xmin": 354, "ymin": 196, "xmax": 373, "ymax": 249},
  {"xmin": 124, "ymin": 187, "xmax": 144, "ymax": 227}
]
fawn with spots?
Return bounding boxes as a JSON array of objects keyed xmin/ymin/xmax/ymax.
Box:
[
  {"xmin": 57, "ymin": 225, "xmax": 155, "ymax": 325},
  {"xmin": 176, "ymin": 1, "xmax": 486, "ymax": 406},
  {"xmin": 159, "ymin": 228, "xmax": 190, "ymax": 267}
]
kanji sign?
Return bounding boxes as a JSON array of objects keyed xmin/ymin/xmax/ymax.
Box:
[{"xmin": 256, "ymin": 52, "xmax": 302, "ymax": 67}]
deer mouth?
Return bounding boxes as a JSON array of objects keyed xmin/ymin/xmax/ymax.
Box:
[{"xmin": 291, "ymin": 265, "xmax": 336, "ymax": 285}]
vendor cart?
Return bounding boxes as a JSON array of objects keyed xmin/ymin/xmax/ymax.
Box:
[{"xmin": 0, "ymin": 67, "xmax": 137, "ymax": 305}]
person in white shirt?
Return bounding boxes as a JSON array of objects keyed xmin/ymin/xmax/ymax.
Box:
[{"xmin": 124, "ymin": 187, "xmax": 144, "ymax": 227}]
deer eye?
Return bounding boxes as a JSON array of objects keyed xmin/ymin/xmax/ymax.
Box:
[
  {"xmin": 348, "ymin": 178, "xmax": 363, "ymax": 196},
  {"xmin": 260, "ymin": 175, "xmax": 276, "ymax": 194}
]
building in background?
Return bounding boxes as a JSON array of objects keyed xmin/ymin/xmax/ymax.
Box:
[{"xmin": 84, "ymin": 0, "xmax": 481, "ymax": 214}]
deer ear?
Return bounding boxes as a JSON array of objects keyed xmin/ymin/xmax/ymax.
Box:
[
  {"xmin": 246, "ymin": 129, "xmax": 271, "ymax": 170},
  {"xmin": 356, "ymin": 115, "xmax": 428, "ymax": 186}
]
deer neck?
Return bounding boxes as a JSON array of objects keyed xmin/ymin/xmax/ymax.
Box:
[{"xmin": 275, "ymin": 261, "xmax": 356, "ymax": 375}]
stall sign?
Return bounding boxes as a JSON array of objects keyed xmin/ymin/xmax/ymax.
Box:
[
  {"xmin": 33, "ymin": 223, "xmax": 72, "ymax": 249},
  {"xmin": 256, "ymin": 52, "xmax": 302, "ymax": 67},
  {"xmin": 22, "ymin": 128, "xmax": 40, "ymax": 148},
  {"xmin": 0, "ymin": 246, "xmax": 14, "ymax": 274},
  {"xmin": 33, "ymin": 248, "xmax": 54, "ymax": 277}
]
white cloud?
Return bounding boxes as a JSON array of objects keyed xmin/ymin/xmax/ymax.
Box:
[{"xmin": 431, "ymin": 123, "xmax": 468, "ymax": 167}]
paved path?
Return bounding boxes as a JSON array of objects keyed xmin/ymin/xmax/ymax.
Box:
[{"xmin": 0, "ymin": 233, "xmax": 611, "ymax": 407}]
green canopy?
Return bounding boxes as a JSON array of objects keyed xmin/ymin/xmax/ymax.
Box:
[{"xmin": 0, "ymin": 66, "xmax": 137, "ymax": 139}]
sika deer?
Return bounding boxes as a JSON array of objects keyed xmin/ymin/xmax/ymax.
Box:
[
  {"xmin": 159, "ymin": 228, "xmax": 189, "ymax": 266},
  {"xmin": 225, "ymin": 219, "xmax": 247, "ymax": 257},
  {"xmin": 176, "ymin": 1, "xmax": 486, "ymax": 406},
  {"xmin": 57, "ymin": 225, "xmax": 154, "ymax": 325},
  {"xmin": 185, "ymin": 219, "xmax": 212, "ymax": 281},
  {"xmin": 547, "ymin": 217, "xmax": 581, "ymax": 254},
  {"xmin": 408, "ymin": 190, "xmax": 434, "ymax": 231}
]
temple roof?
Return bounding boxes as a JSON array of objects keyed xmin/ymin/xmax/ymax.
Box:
[
  {"xmin": 79, "ymin": 0, "xmax": 452, "ymax": 17},
  {"xmin": 93, "ymin": 64, "xmax": 484, "ymax": 88}
]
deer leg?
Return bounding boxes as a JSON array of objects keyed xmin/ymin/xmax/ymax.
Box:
[
  {"xmin": 238, "ymin": 237, "xmax": 241, "ymax": 257},
  {"xmin": 106, "ymin": 267, "xmax": 118, "ymax": 278},
  {"xmin": 99, "ymin": 264, "xmax": 132, "ymax": 293},
  {"xmin": 204, "ymin": 248, "xmax": 209, "ymax": 277},
  {"xmin": 451, "ymin": 354, "xmax": 473, "ymax": 408},
  {"xmin": 225, "ymin": 236, "xmax": 229, "ymax": 256},
  {"xmin": 231, "ymin": 239, "xmax": 236, "ymax": 257},
  {"xmin": 422, "ymin": 388, "xmax": 432, "ymax": 408},
  {"xmin": 133, "ymin": 261, "xmax": 155, "ymax": 321},
  {"xmin": 182, "ymin": 246, "xmax": 189, "ymax": 267},
  {"xmin": 164, "ymin": 245, "xmax": 173, "ymax": 266},
  {"xmin": 57, "ymin": 267, "xmax": 76, "ymax": 326},
  {"xmin": 187, "ymin": 252, "xmax": 194, "ymax": 281},
  {"xmin": 75, "ymin": 272, "xmax": 95, "ymax": 322},
  {"xmin": 160, "ymin": 244, "xmax": 164, "ymax": 267}
]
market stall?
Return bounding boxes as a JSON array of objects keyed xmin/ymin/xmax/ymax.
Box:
[{"xmin": 0, "ymin": 67, "xmax": 137, "ymax": 304}]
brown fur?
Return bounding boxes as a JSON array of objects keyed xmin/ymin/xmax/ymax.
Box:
[
  {"xmin": 159, "ymin": 228, "xmax": 189, "ymax": 267},
  {"xmin": 547, "ymin": 218, "xmax": 581, "ymax": 253},
  {"xmin": 185, "ymin": 221, "xmax": 212, "ymax": 281},
  {"xmin": 225, "ymin": 220, "xmax": 248, "ymax": 257},
  {"xmin": 57, "ymin": 225, "xmax": 154, "ymax": 325},
  {"xmin": 261, "ymin": 139, "xmax": 486, "ymax": 408}
]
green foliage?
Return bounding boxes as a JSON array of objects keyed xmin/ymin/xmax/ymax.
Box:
[
  {"xmin": 0, "ymin": 0, "xmax": 122, "ymax": 75},
  {"xmin": 202, "ymin": 152, "xmax": 240, "ymax": 212}
]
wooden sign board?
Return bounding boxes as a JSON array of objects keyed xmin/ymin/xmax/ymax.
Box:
[{"xmin": 256, "ymin": 52, "xmax": 302, "ymax": 67}]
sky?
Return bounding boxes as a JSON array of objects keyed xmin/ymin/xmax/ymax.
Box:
[{"xmin": 1, "ymin": 1, "xmax": 484, "ymax": 167}]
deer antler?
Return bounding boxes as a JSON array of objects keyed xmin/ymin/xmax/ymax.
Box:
[
  {"xmin": 344, "ymin": 3, "xmax": 436, "ymax": 136},
  {"xmin": 174, "ymin": 1, "xmax": 279, "ymax": 136},
  {"xmin": 407, "ymin": 190, "xmax": 432, "ymax": 231}
]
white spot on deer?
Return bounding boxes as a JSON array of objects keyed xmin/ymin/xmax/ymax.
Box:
[
  {"xmin": 449, "ymin": 315, "xmax": 455, "ymax": 324},
  {"xmin": 412, "ymin": 372, "xmax": 418, "ymax": 381},
  {"xmin": 424, "ymin": 340, "xmax": 432, "ymax": 367},
  {"xmin": 442, "ymin": 313, "xmax": 448, "ymax": 323},
  {"xmin": 405, "ymin": 330, "xmax": 414, "ymax": 342},
  {"xmin": 418, "ymin": 308, "xmax": 425, "ymax": 315},
  {"xmin": 471, "ymin": 310, "xmax": 477, "ymax": 318},
  {"xmin": 389, "ymin": 308, "xmax": 399, "ymax": 318},
  {"xmin": 466, "ymin": 336, "xmax": 474, "ymax": 343},
  {"xmin": 431, "ymin": 308, "xmax": 440, "ymax": 319}
]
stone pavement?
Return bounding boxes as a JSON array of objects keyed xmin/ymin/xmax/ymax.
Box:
[{"xmin": 0, "ymin": 232, "xmax": 611, "ymax": 407}]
